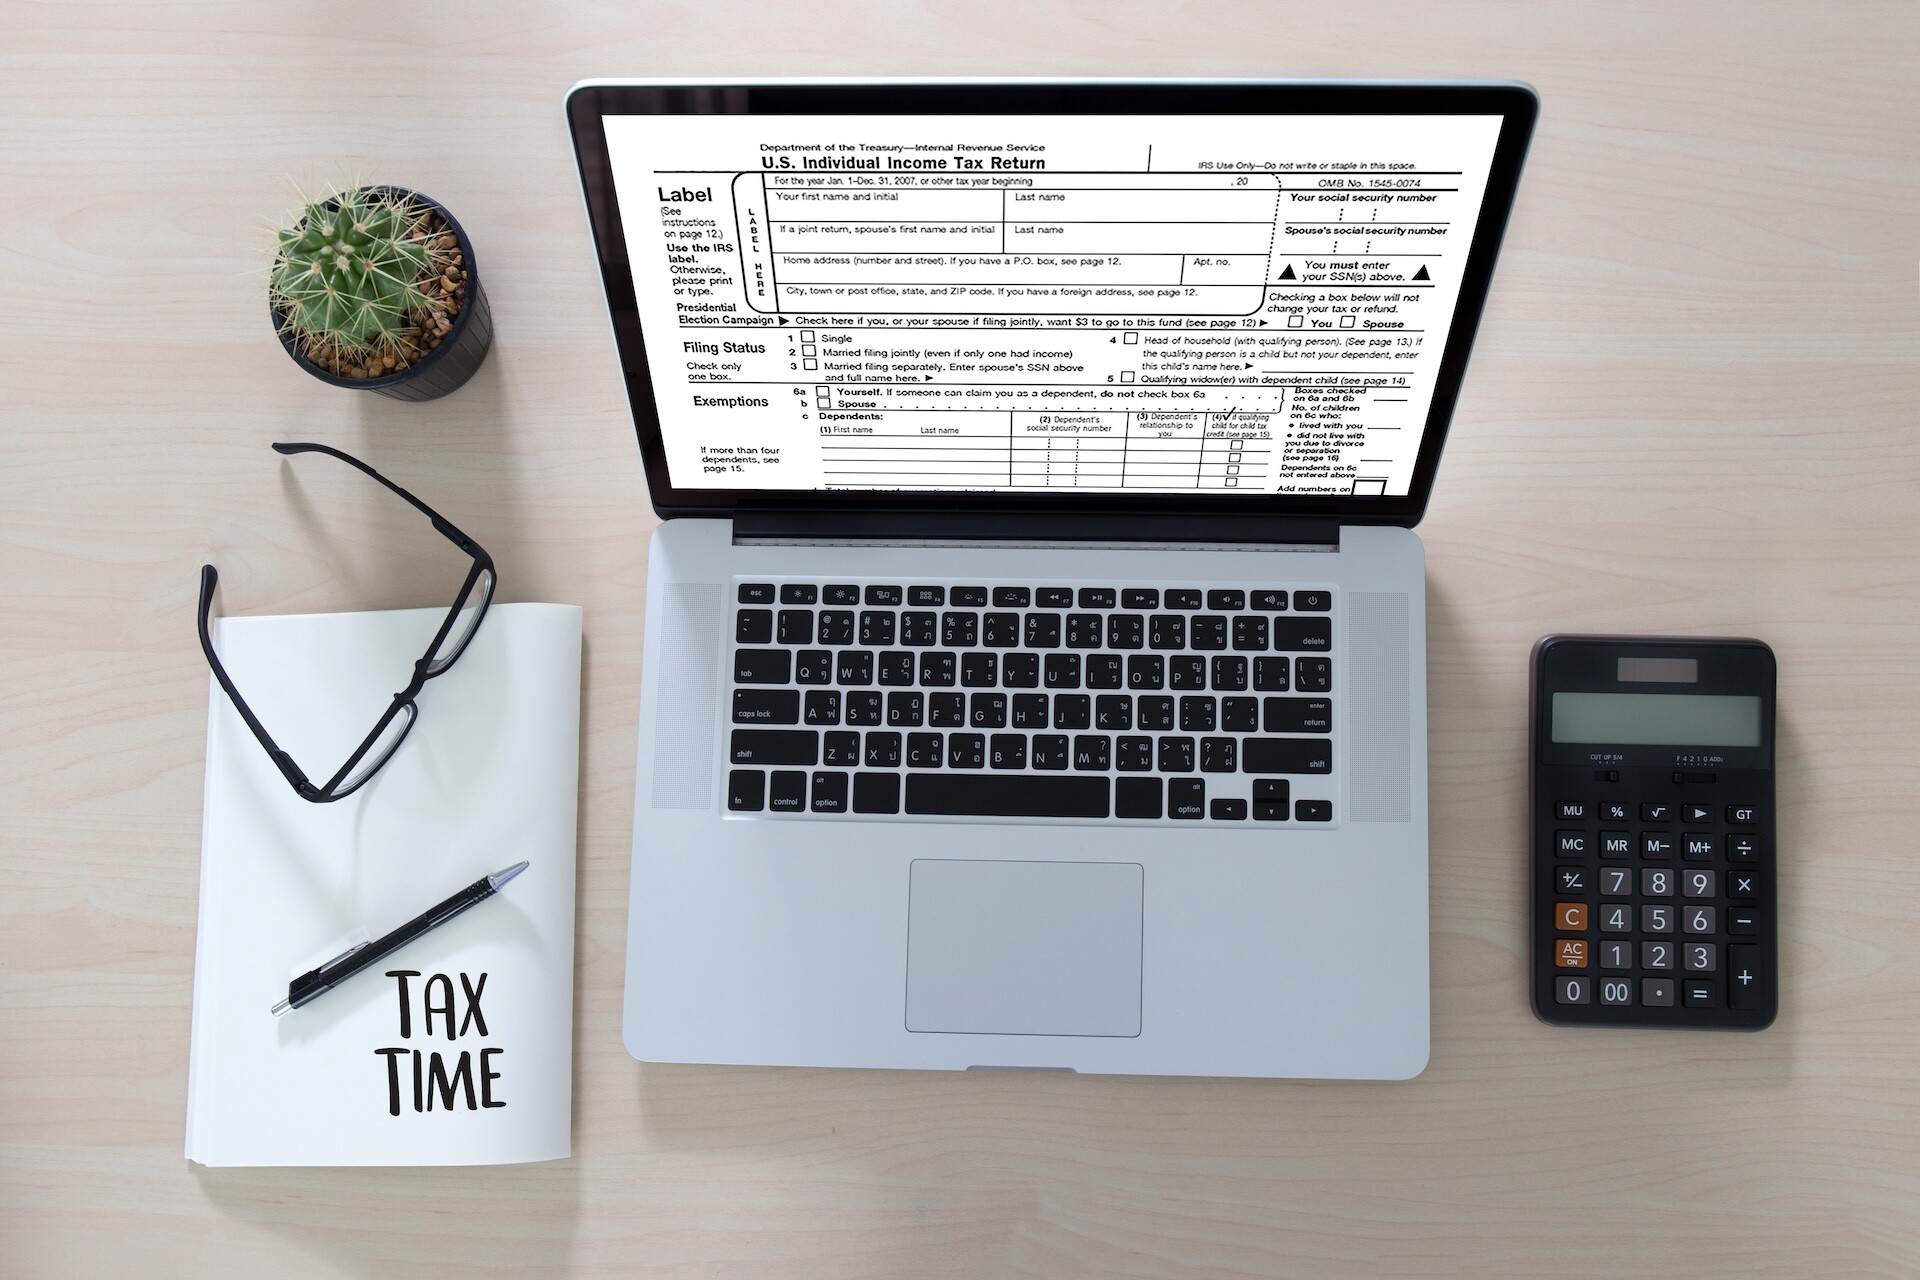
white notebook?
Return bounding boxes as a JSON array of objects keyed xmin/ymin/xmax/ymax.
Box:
[{"xmin": 186, "ymin": 602, "xmax": 581, "ymax": 1166}]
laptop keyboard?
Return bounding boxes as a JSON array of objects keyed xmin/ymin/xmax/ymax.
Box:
[{"xmin": 725, "ymin": 580, "xmax": 1335, "ymax": 824}]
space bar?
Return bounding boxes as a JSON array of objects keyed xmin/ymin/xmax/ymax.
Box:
[{"xmin": 905, "ymin": 774, "xmax": 1110, "ymax": 818}]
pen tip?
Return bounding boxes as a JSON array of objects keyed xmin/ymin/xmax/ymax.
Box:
[
  {"xmin": 491, "ymin": 860, "xmax": 530, "ymax": 889},
  {"xmin": 271, "ymin": 998, "xmax": 291, "ymax": 1016}
]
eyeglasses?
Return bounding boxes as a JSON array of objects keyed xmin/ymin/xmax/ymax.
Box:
[{"xmin": 198, "ymin": 442, "xmax": 496, "ymax": 803}]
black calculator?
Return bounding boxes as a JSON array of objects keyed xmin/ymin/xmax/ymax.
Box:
[{"xmin": 1529, "ymin": 636, "xmax": 1776, "ymax": 1029}]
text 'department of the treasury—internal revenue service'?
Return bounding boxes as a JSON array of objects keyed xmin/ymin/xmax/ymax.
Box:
[{"xmin": 605, "ymin": 113, "xmax": 1502, "ymax": 498}]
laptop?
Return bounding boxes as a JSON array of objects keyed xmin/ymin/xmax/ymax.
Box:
[{"xmin": 568, "ymin": 79, "xmax": 1536, "ymax": 1078}]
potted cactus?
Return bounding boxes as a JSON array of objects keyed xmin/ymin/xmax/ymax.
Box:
[{"xmin": 269, "ymin": 185, "xmax": 493, "ymax": 401}]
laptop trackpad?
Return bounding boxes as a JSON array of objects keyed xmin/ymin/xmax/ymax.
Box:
[{"xmin": 906, "ymin": 859, "xmax": 1143, "ymax": 1037}]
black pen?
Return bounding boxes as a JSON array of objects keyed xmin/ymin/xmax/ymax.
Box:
[{"xmin": 270, "ymin": 862, "xmax": 529, "ymax": 1015}]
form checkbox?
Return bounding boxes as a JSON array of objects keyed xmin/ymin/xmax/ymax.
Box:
[
  {"xmin": 1228, "ymin": 451, "xmax": 1242, "ymax": 463},
  {"xmin": 1287, "ymin": 314, "xmax": 1304, "ymax": 329},
  {"xmin": 802, "ymin": 344, "xmax": 816, "ymax": 357},
  {"xmin": 803, "ymin": 359, "xmax": 818, "ymax": 370},
  {"xmin": 1227, "ymin": 465, "xmax": 1240, "ymax": 475},
  {"xmin": 1120, "ymin": 371, "xmax": 1135, "ymax": 383},
  {"xmin": 1339, "ymin": 314, "xmax": 1356, "ymax": 329},
  {"xmin": 800, "ymin": 330, "xmax": 816, "ymax": 341},
  {"xmin": 1226, "ymin": 477, "xmax": 1238, "ymax": 488},
  {"xmin": 1123, "ymin": 331, "xmax": 1139, "ymax": 345}
]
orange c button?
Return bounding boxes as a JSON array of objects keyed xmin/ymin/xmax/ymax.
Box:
[{"xmin": 1555, "ymin": 902, "xmax": 1588, "ymax": 932}]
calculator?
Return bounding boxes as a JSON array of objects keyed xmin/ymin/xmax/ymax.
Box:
[{"xmin": 1529, "ymin": 636, "xmax": 1777, "ymax": 1029}]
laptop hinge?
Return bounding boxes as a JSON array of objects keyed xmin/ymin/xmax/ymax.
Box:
[{"xmin": 731, "ymin": 508, "xmax": 1339, "ymax": 548}]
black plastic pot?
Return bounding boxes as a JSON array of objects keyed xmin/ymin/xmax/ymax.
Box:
[{"xmin": 272, "ymin": 185, "xmax": 494, "ymax": 402}]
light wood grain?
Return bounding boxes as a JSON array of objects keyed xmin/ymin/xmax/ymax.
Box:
[{"xmin": 3, "ymin": 2, "xmax": 1917, "ymax": 1276}]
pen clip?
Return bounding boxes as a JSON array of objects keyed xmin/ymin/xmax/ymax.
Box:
[
  {"xmin": 320, "ymin": 939, "xmax": 371, "ymax": 969},
  {"xmin": 291, "ymin": 927, "xmax": 373, "ymax": 978}
]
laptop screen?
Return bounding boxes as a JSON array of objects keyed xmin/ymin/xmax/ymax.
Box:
[{"xmin": 571, "ymin": 83, "xmax": 1536, "ymax": 521}]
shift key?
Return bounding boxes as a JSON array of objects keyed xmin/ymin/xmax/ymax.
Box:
[
  {"xmin": 730, "ymin": 729, "xmax": 819, "ymax": 766},
  {"xmin": 1242, "ymin": 738, "xmax": 1333, "ymax": 774}
]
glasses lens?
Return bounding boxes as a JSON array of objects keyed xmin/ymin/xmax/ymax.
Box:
[
  {"xmin": 337, "ymin": 702, "xmax": 416, "ymax": 794},
  {"xmin": 426, "ymin": 567, "xmax": 494, "ymax": 674}
]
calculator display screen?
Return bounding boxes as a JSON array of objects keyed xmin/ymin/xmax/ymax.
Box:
[{"xmin": 1550, "ymin": 692, "xmax": 1762, "ymax": 747}]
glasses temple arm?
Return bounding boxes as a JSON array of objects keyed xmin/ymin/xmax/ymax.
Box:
[
  {"xmin": 270, "ymin": 442, "xmax": 485, "ymax": 555},
  {"xmin": 198, "ymin": 565, "xmax": 317, "ymax": 795}
]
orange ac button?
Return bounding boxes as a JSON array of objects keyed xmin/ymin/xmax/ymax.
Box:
[
  {"xmin": 1554, "ymin": 938, "xmax": 1589, "ymax": 968},
  {"xmin": 1555, "ymin": 902, "xmax": 1588, "ymax": 932}
]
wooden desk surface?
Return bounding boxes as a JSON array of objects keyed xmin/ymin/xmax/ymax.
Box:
[{"xmin": 4, "ymin": 3, "xmax": 1917, "ymax": 1276}]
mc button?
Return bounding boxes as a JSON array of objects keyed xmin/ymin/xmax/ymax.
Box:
[{"xmin": 1556, "ymin": 830, "xmax": 1589, "ymax": 857}]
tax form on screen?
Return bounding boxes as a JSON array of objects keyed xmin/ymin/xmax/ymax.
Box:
[{"xmin": 605, "ymin": 113, "xmax": 1502, "ymax": 498}]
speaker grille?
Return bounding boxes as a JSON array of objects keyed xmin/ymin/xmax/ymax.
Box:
[
  {"xmin": 649, "ymin": 583, "xmax": 722, "ymax": 810},
  {"xmin": 1347, "ymin": 592, "xmax": 1412, "ymax": 823}
]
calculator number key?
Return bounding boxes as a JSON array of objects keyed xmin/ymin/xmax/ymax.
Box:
[
  {"xmin": 1683, "ymin": 905, "xmax": 1717, "ymax": 935},
  {"xmin": 1598, "ymin": 977, "xmax": 1634, "ymax": 1007},
  {"xmin": 1641, "ymin": 868, "xmax": 1674, "ymax": 897},
  {"xmin": 1600, "ymin": 867, "xmax": 1633, "ymax": 897},
  {"xmin": 1598, "ymin": 903, "xmax": 1633, "ymax": 933},
  {"xmin": 1684, "ymin": 942, "xmax": 1718, "ymax": 972},
  {"xmin": 1640, "ymin": 941, "xmax": 1676, "ymax": 970},
  {"xmin": 1555, "ymin": 975, "xmax": 1591, "ymax": 1005},
  {"xmin": 1599, "ymin": 941, "xmax": 1632, "ymax": 970},
  {"xmin": 1640, "ymin": 905, "xmax": 1674, "ymax": 934},
  {"xmin": 1683, "ymin": 869, "xmax": 1716, "ymax": 899}
]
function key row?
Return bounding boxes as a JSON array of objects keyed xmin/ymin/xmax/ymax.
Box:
[
  {"xmin": 735, "ymin": 648, "xmax": 1331, "ymax": 694},
  {"xmin": 736, "ymin": 610, "xmax": 1332, "ymax": 655},
  {"xmin": 1554, "ymin": 831, "xmax": 1761, "ymax": 860},
  {"xmin": 739, "ymin": 583, "xmax": 1333, "ymax": 612},
  {"xmin": 1557, "ymin": 801, "xmax": 1762, "ymax": 825}
]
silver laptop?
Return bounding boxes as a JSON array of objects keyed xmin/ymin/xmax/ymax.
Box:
[{"xmin": 569, "ymin": 79, "xmax": 1535, "ymax": 1078}]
